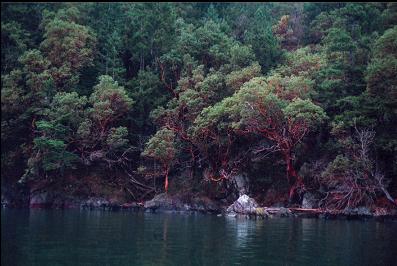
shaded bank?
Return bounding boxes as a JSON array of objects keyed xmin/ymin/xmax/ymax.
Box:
[{"xmin": 2, "ymin": 189, "xmax": 396, "ymax": 220}]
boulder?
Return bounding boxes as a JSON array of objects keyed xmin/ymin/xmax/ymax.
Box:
[
  {"xmin": 144, "ymin": 193, "xmax": 186, "ymax": 212},
  {"xmin": 1, "ymin": 194, "xmax": 10, "ymax": 208},
  {"xmin": 0, "ymin": 185, "xmax": 23, "ymax": 207},
  {"xmin": 144, "ymin": 193, "xmax": 222, "ymax": 213},
  {"xmin": 226, "ymin": 194, "xmax": 259, "ymax": 215},
  {"xmin": 373, "ymin": 207, "xmax": 397, "ymax": 217},
  {"xmin": 273, "ymin": 207, "xmax": 292, "ymax": 217},
  {"xmin": 190, "ymin": 196, "xmax": 221, "ymax": 213},
  {"xmin": 343, "ymin": 207, "xmax": 372, "ymax": 216},
  {"xmin": 81, "ymin": 197, "xmax": 111, "ymax": 209},
  {"xmin": 29, "ymin": 191, "xmax": 54, "ymax": 208},
  {"xmin": 121, "ymin": 202, "xmax": 142, "ymax": 210},
  {"xmin": 302, "ymin": 192, "xmax": 319, "ymax": 209},
  {"xmin": 232, "ymin": 174, "xmax": 249, "ymax": 196}
]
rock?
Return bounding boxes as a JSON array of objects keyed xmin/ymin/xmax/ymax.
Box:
[
  {"xmin": 272, "ymin": 207, "xmax": 292, "ymax": 217},
  {"xmin": 279, "ymin": 207, "xmax": 292, "ymax": 216},
  {"xmin": 226, "ymin": 194, "xmax": 259, "ymax": 215},
  {"xmin": 81, "ymin": 197, "xmax": 111, "ymax": 209},
  {"xmin": 30, "ymin": 189, "xmax": 90, "ymax": 209},
  {"xmin": 144, "ymin": 193, "xmax": 185, "ymax": 212},
  {"xmin": 232, "ymin": 174, "xmax": 250, "ymax": 196},
  {"xmin": 1, "ymin": 188, "xmax": 9, "ymax": 208},
  {"xmin": 373, "ymin": 207, "xmax": 397, "ymax": 217},
  {"xmin": 262, "ymin": 188, "xmax": 288, "ymax": 207},
  {"xmin": 143, "ymin": 193, "xmax": 222, "ymax": 213},
  {"xmin": 121, "ymin": 202, "xmax": 143, "ymax": 210},
  {"xmin": 343, "ymin": 207, "xmax": 372, "ymax": 216},
  {"xmin": 30, "ymin": 191, "xmax": 54, "ymax": 208},
  {"xmin": 190, "ymin": 196, "xmax": 221, "ymax": 213},
  {"xmin": 356, "ymin": 206, "xmax": 372, "ymax": 216},
  {"xmin": 226, "ymin": 212, "xmax": 237, "ymax": 217},
  {"xmin": 302, "ymin": 192, "xmax": 318, "ymax": 209},
  {"xmin": 1, "ymin": 195, "xmax": 10, "ymax": 208}
]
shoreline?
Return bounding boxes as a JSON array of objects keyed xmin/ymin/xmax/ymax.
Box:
[
  {"xmin": 3, "ymin": 204, "xmax": 397, "ymax": 222},
  {"xmin": 3, "ymin": 191, "xmax": 396, "ymax": 221}
]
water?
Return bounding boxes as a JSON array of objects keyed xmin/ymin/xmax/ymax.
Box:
[{"xmin": 2, "ymin": 209, "xmax": 397, "ymax": 266}]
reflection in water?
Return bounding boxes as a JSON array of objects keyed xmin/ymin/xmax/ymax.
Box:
[
  {"xmin": 225, "ymin": 216, "xmax": 266, "ymax": 249},
  {"xmin": 160, "ymin": 215, "xmax": 168, "ymax": 264},
  {"xmin": 225, "ymin": 216, "xmax": 250, "ymax": 248},
  {"xmin": 2, "ymin": 209, "xmax": 397, "ymax": 266}
]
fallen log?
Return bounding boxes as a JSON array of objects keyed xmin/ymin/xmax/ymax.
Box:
[
  {"xmin": 262, "ymin": 207, "xmax": 329, "ymax": 215},
  {"xmin": 288, "ymin": 208, "xmax": 326, "ymax": 213}
]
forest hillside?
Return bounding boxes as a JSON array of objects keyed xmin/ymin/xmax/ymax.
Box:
[{"xmin": 1, "ymin": 3, "xmax": 396, "ymax": 210}]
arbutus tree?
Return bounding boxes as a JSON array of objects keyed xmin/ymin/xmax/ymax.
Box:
[
  {"xmin": 143, "ymin": 42, "xmax": 261, "ymax": 192},
  {"xmin": 142, "ymin": 128, "xmax": 177, "ymax": 193},
  {"xmin": 195, "ymin": 77, "xmax": 326, "ymax": 202},
  {"xmin": 194, "ymin": 47, "xmax": 327, "ymax": 202}
]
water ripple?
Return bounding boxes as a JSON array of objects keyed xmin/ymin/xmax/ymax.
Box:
[{"xmin": 2, "ymin": 209, "xmax": 397, "ymax": 266}]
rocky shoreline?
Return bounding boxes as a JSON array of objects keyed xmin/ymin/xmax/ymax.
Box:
[
  {"xmin": 223, "ymin": 194, "xmax": 397, "ymax": 220},
  {"xmin": 2, "ymin": 190, "xmax": 396, "ymax": 221}
]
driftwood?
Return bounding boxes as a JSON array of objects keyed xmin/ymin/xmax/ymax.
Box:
[
  {"xmin": 288, "ymin": 208, "xmax": 326, "ymax": 213},
  {"xmin": 260, "ymin": 207, "xmax": 396, "ymax": 217},
  {"xmin": 262, "ymin": 207, "xmax": 336, "ymax": 215}
]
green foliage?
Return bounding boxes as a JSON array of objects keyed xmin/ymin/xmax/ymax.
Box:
[
  {"xmin": 47, "ymin": 92, "xmax": 87, "ymax": 127},
  {"xmin": 35, "ymin": 120, "xmax": 67, "ymax": 139},
  {"xmin": 22, "ymin": 120, "xmax": 80, "ymax": 181},
  {"xmin": 225, "ymin": 62, "xmax": 262, "ymax": 91},
  {"xmin": 321, "ymin": 155, "xmax": 352, "ymax": 184},
  {"xmin": 142, "ymin": 128, "xmax": 177, "ymax": 163},
  {"xmin": 1, "ymin": 22, "xmax": 30, "ymax": 73},
  {"xmin": 229, "ymin": 44, "xmax": 256, "ymax": 67},
  {"xmin": 323, "ymin": 28, "xmax": 356, "ymax": 61},
  {"xmin": 126, "ymin": 70, "xmax": 169, "ymax": 131},
  {"xmin": 39, "ymin": 7, "xmax": 97, "ymax": 90},
  {"xmin": 89, "ymin": 75, "xmax": 134, "ymax": 128},
  {"xmin": 82, "ymin": 3, "xmax": 125, "ymax": 81},
  {"xmin": 366, "ymin": 26, "xmax": 397, "ymax": 107},
  {"xmin": 241, "ymin": 5, "xmax": 284, "ymax": 72},
  {"xmin": 40, "ymin": 8, "xmax": 96, "ymax": 70},
  {"xmin": 284, "ymin": 98, "xmax": 327, "ymax": 127},
  {"xmin": 380, "ymin": 3, "xmax": 397, "ymax": 30},
  {"xmin": 219, "ymin": 78, "xmax": 325, "ymax": 135},
  {"xmin": 123, "ymin": 3, "xmax": 177, "ymax": 68},
  {"xmin": 276, "ymin": 47, "xmax": 325, "ymax": 77},
  {"xmin": 33, "ymin": 138, "xmax": 76, "ymax": 169},
  {"xmin": 106, "ymin": 127, "xmax": 129, "ymax": 150}
]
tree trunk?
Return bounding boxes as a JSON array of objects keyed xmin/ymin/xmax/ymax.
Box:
[
  {"xmin": 164, "ymin": 165, "xmax": 169, "ymax": 193},
  {"xmin": 284, "ymin": 150, "xmax": 304, "ymax": 202}
]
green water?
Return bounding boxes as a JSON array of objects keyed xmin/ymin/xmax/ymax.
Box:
[{"xmin": 1, "ymin": 209, "xmax": 396, "ymax": 266}]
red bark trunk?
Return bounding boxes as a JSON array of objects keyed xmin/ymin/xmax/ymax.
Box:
[
  {"xmin": 164, "ymin": 165, "xmax": 169, "ymax": 193},
  {"xmin": 284, "ymin": 150, "xmax": 304, "ymax": 202}
]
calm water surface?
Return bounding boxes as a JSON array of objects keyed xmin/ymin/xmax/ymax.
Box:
[{"xmin": 2, "ymin": 209, "xmax": 397, "ymax": 266}]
